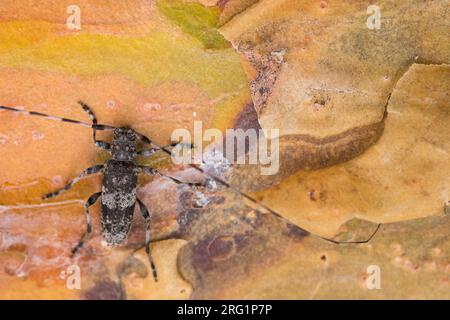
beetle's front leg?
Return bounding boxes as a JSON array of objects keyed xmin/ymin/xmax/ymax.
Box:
[{"xmin": 78, "ymin": 101, "xmax": 111, "ymax": 152}]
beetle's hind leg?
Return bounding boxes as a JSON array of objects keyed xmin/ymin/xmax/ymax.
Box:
[
  {"xmin": 43, "ymin": 165, "xmax": 103, "ymax": 199},
  {"xmin": 78, "ymin": 101, "xmax": 111, "ymax": 151},
  {"xmin": 136, "ymin": 198, "xmax": 158, "ymax": 282},
  {"xmin": 71, "ymin": 192, "xmax": 101, "ymax": 256}
]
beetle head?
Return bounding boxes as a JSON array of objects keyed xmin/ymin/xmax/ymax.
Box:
[{"xmin": 111, "ymin": 127, "xmax": 137, "ymax": 161}]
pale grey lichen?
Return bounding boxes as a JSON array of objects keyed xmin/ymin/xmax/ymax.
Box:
[
  {"xmin": 194, "ymin": 190, "xmax": 210, "ymax": 208},
  {"xmin": 201, "ymin": 149, "xmax": 232, "ymax": 182}
]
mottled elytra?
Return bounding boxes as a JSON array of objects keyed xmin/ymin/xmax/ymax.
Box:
[
  {"xmin": 0, "ymin": 101, "xmax": 202, "ymax": 282},
  {"xmin": 0, "ymin": 102, "xmax": 381, "ymax": 282}
]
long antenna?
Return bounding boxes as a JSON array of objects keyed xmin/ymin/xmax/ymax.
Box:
[
  {"xmin": 151, "ymin": 140, "xmax": 381, "ymax": 245},
  {"xmin": 0, "ymin": 104, "xmax": 380, "ymax": 244},
  {"xmin": 0, "ymin": 105, "xmax": 115, "ymax": 131}
]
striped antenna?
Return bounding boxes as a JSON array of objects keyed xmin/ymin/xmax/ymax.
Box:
[
  {"xmin": 0, "ymin": 104, "xmax": 380, "ymax": 244},
  {"xmin": 0, "ymin": 105, "xmax": 115, "ymax": 131},
  {"xmin": 170, "ymin": 91, "xmax": 388, "ymax": 243},
  {"xmin": 148, "ymin": 138, "xmax": 381, "ymax": 245}
]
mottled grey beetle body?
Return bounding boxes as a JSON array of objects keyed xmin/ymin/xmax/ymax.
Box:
[
  {"xmin": 0, "ymin": 102, "xmax": 162, "ymax": 281},
  {"xmin": 0, "ymin": 101, "xmax": 381, "ymax": 284},
  {"xmin": 101, "ymin": 128, "xmax": 139, "ymax": 246},
  {"xmin": 101, "ymin": 159, "xmax": 138, "ymax": 246}
]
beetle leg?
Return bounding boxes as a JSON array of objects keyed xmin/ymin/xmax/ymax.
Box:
[
  {"xmin": 136, "ymin": 198, "xmax": 158, "ymax": 282},
  {"xmin": 43, "ymin": 165, "xmax": 104, "ymax": 199},
  {"xmin": 78, "ymin": 101, "xmax": 111, "ymax": 152},
  {"xmin": 71, "ymin": 192, "xmax": 101, "ymax": 256}
]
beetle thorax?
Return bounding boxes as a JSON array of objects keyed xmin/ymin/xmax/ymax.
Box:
[{"xmin": 111, "ymin": 127, "xmax": 137, "ymax": 161}]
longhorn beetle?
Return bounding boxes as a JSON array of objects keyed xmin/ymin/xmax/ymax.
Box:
[
  {"xmin": 0, "ymin": 102, "xmax": 381, "ymax": 282},
  {"xmin": 1, "ymin": 102, "xmax": 205, "ymax": 281}
]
